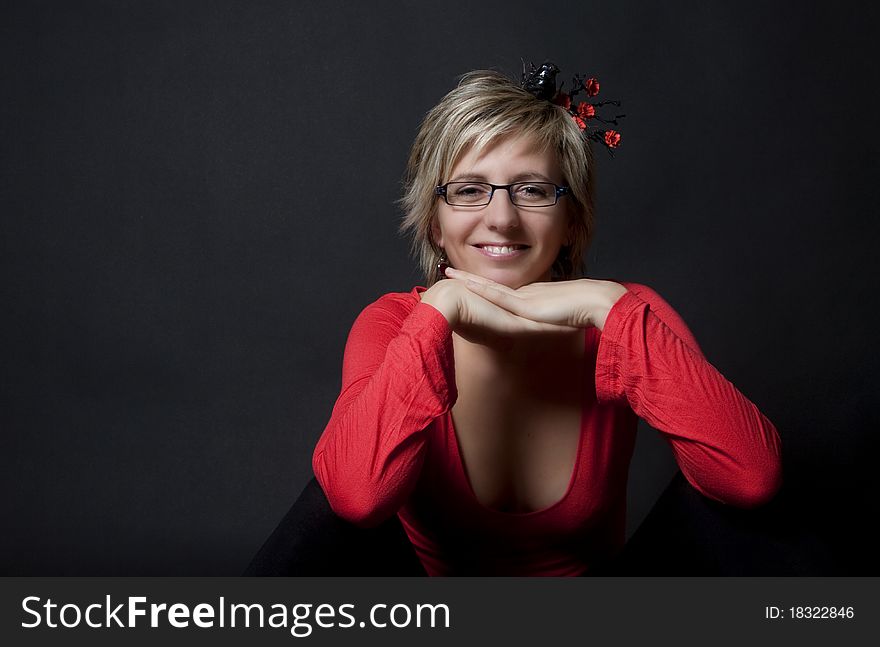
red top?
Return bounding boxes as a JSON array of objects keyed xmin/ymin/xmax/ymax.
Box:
[{"xmin": 312, "ymin": 282, "xmax": 782, "ymax": 576}]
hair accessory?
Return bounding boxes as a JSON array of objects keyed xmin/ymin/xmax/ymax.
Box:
[{"xmin": 521, "ymin": 59, "xmax": 625, "ymax": 155}]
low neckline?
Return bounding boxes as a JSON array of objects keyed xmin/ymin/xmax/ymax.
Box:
[{"xmin": 446, "ymin": 326, "xmax": 592, "ymax": 518}]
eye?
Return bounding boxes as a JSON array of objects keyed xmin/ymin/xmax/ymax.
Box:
[
  {"xmin": 515, "ymin": 183, "xmax": 551, "ymax": 199},
  {"xmin": 448, "ymin": 183, "xmax": 491, "ymax": 203}
]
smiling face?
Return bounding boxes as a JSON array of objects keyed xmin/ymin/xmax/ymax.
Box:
[{"xmin": 431, "ymin": 133, "xmax": 572, "ymax": 289}]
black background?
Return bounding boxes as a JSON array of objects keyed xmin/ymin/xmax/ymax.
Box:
[{"xmin": 2, "ymin": 0, "xmax": 877, "ymax": 575}]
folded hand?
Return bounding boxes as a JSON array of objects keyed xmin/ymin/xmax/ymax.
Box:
[{"xmin": 444, "ymin": 267, "xmax": 628, "ymax": 331}]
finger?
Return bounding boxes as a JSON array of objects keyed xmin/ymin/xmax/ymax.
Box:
[
  {"xmin": 512, "ymin": 317, "xmax": 579, "ymax": 334},
  {"xmin": 446, "ymin": 267, "xmax": 522, "ymax": 314},
  {"xmin": 443, "ymin": 267, "xmax": 490, "ymax": 283},
  {"xmin": 462, "ymin": 279, "xmax": 527, "ymax": 316},
  {"xmin": 458, "ymin": 288, "xmax": 575, "ymax": 334},
  {"xmin": 445, "ymin": 268, "xmax": 518, "ymax": 294},
  {"xmin": 444, "ymin": 268, "xmax": 523, "ymax": 301},
  {"xmin": 496, "ymin": 308, "xmax": 578, "ymax": 334}
]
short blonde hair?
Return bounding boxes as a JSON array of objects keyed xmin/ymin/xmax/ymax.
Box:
[{"xmin": 398, "ymin": 69, "xmax": 596, "ymax": 286}]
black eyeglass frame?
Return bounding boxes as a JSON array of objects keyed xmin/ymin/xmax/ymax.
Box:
[{"xmin": 434, "ymin": 181, "xmax": 571, "ymax": 207}]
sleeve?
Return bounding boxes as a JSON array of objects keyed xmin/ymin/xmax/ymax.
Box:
[
  {"xmin": 595, "ymin": 282, "xmax": 783, "ymax": 509},
  {"xmin": 312, "ymin": 294, "xmax": 458, "ymax": 527}
]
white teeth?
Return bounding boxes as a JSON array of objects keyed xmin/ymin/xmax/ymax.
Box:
[{"xmin": 483, "ymin": 245, "xmax": 519, "ymax": 255}]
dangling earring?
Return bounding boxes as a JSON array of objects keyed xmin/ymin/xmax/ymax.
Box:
[{"xmin": 436, "ymin": 250, "xmax": 450, "ymax": 281}]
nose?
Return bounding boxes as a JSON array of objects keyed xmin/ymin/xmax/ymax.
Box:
[{"xmin": 483, "ymin": 187, "xmax": 521, "ymax": 231}]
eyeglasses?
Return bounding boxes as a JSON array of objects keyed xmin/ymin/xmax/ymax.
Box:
[{"xmin": 435, "ymin": 181, "xmax": 570, "ymax": 207}]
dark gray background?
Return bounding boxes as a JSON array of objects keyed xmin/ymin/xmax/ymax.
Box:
[{"xmin": 2, "ymin": 0, "xmax": 877, "ymax": 575}]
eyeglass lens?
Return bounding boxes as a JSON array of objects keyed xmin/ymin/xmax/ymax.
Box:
[{"xmin": 445, "ymin": 182, "xmax": 557, "ymax": 206}]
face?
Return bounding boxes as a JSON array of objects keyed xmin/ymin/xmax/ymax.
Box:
[{"xmin": 432, "ymin": 133, "xmax": 571, "ymax": 289}]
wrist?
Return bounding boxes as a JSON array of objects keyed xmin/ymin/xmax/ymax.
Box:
[
  {"xmin": 420, "ymin": 281, "xmax": 460, "ymax": 327},
  {"xmin": 590, "ymin": 281, "xmax": 628, "ymax": 331}
]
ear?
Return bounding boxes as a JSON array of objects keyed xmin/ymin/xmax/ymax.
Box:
[{"xmin": 430, "ymin": 218, "xmax": 444, "ymax": 249}]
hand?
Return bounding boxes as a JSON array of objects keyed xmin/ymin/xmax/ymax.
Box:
[
  {"xmin": 419, "ymin": 277, "xmax": 578, "ymax": 349},
  {"xmin": 444, "ymin": 267, "xmax": 628, "ymax": 331}
]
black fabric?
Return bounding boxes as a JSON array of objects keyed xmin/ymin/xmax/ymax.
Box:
[
  {"xmin": 243, "ymin": 477, "xmax": 428, "ymax": 576},
  {"xmin": 245, "ymin": 472, "xmax": 840, "ymax": 576},
  {"xmin": 610, "ymin": 472, "xmax": 841, "ymax": 575}
]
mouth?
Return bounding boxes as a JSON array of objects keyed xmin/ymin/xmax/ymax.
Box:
[{"xmin": 472, "ymin": 243, "xmax": 530, "ymax": 257}]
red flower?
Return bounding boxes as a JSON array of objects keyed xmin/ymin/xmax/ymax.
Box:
[
  {"xmin": 576, "ymin": 102, "xmax": 595, "ymax": 119},
  {"xmin": 572, "ymin": 115, "xmax": 587, "ymax": 130},
  {"xmin": 584, "ymin": 77, "xmax": 600, "ymax": 97},
  {"xmin": 604, "ymin": 130, "xmax": 621, "ymax": 148},
  {"xmin": 553, "ymin": 91, "xmax": 571, "ymax": 110}
]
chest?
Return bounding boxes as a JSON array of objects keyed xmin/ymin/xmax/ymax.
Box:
[{"xmin": 450, "ymin": 338, "xmax": 586, "ymax": 514}]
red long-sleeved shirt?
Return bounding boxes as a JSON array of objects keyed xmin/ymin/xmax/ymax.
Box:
[{"xmin": 312, "ymin": 282, "xmax": 782, "ymax": 576}]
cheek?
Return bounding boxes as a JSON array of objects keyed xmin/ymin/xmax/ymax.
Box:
[
  {"xmin": 536, "ymin": 221, "xmax": 569, "ymax": 249},
  {"xmin": 434, "ymin": 213, "xmax": 473, "ymax": 248}
]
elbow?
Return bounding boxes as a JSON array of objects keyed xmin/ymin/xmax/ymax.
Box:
[
  {"xmin": 713, "ymin": 419, "xmax": 784, "ymax": 509},
  {"xmin": 727, "ymin": 458, "xmax": 783, "ymax": 509},
  {"xmin": 324, "ymin": 488, "xmax": 391, "ymax": 529},
  {"xmin": 689, "ymin": 451, "xmax": 783, "ymax": 510},
  {"xmin": 312, "ymin": 451, "xmax": 391, "ymax": 529},
  {"xmin": 747, "ymin": 467, "xmax": 784, "ymax": 509},
  {"xmin": 736, "ymin": 416, "xmax": 784, "ymax": 509}
]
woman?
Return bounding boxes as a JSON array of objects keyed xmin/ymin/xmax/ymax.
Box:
[{"xmin": 309, "ymin": 66, "xmax": 782, "ymax": 576}]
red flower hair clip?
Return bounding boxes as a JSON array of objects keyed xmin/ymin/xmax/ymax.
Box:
[{"xmin": 521, "ymin": 60, "xmax": 625, "ymax": 155}]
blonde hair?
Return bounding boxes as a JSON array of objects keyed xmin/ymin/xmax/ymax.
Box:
[{"xmin": 398, "ymin": 69, "xmax": 596, "ymax": 286}]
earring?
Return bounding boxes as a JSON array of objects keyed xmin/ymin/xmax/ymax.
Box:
[{"xmin": 436, "ymin": 251, "xmax": 450, "ymax": 281}]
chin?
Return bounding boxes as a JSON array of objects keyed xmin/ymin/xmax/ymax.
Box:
[{"xmin": 478, "ymin": 267, "xmax": 549, "ymax": 289}]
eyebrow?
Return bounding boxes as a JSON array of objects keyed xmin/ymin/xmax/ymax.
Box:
[{"xmin": 448, "ymin": 171, "xmax": 557, "ymax": 184}]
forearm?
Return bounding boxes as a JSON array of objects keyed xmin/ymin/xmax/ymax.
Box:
[
  {"xmin": 596, "ymin": 288, "xmax": 782, "ymax": 508},
  {"xmin": 314, "ymin": 302, "xmax": 457, "ymax": 526}
]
